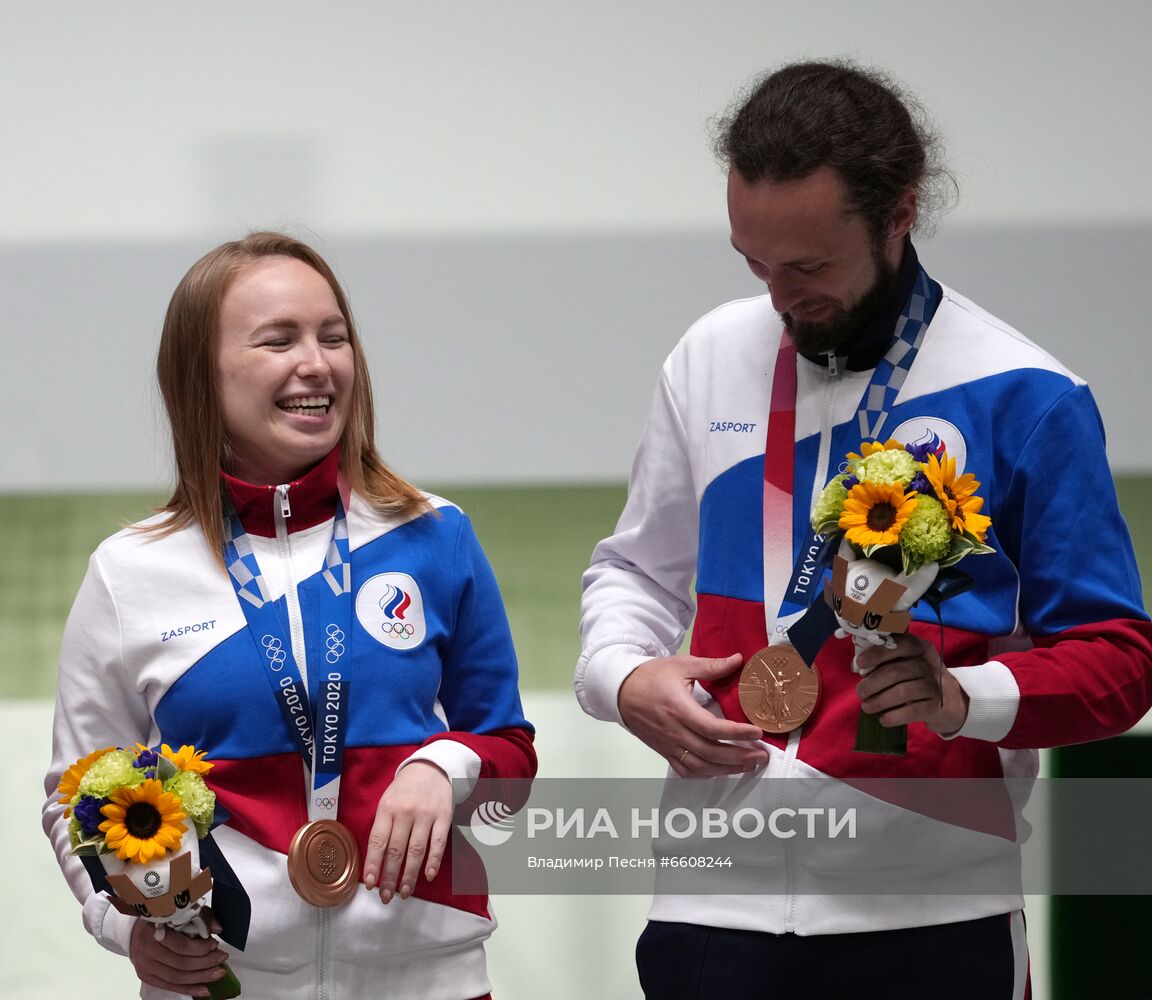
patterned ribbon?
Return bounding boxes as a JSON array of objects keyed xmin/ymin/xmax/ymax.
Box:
[
  {"xmin": 222, "ymin": 493, "xmax": 353, "ymax": 824},
  {"xmin": 761, "ymin": 265, "xmax": 941, "ymax": 652}
]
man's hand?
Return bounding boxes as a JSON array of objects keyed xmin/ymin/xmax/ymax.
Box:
[
  {"xmin": 363, "ymin": 760, "xmax": 453, "ymax": 903},
  {"xmin": 128, "ymin": 911, "xmax": 229, "ymax": 998},
  {"xmin": 618, "ymin": 653, "xmax": 770, "ymax": 778},
  {"xmin": 855, "ymin": 634, "xmax": 969, "ymax": 735}
]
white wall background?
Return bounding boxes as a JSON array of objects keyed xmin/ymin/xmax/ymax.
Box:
[{"xmin": 2, "ymin": 0, "xmax": 1150, "ymax": 487}]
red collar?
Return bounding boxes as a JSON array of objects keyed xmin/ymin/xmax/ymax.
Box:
[{"xmin": 222, "ymin": 447, "xmax": 341, "ymax": 538}]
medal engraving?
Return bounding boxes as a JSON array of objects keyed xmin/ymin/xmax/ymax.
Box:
[
  {"xmin": 739, "ymin": 644, "xmax": 820, "ymax": 733},
  {"xmin": 288, "ymin": 819, "xmax": 360, "ymax": 907}
]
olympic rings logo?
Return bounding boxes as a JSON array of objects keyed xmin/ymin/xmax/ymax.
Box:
[
  {"xmin": 381, "ymin": 622, "xmax": 415, "ymax": 639},
  {"xmin": 262, "ymin": 634, "xmax": 287, "ymax": 669},
  {"xmin": 325, "ymin": 624, "xmax": 345, "ymax": 664},
  {"xmin": 313, "ymin": 796, "xmax": 337, "ymax": 811}
]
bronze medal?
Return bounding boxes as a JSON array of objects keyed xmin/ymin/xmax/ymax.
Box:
[
  {"xmin": 739, "ymin": 644, "xmax": 820, "ymax": 733},
  {"xmin": 287, "ymin": 819, "xmax": 360, "ymax": 907}
]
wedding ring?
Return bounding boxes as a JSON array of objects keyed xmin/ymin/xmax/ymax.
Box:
[{"xmin": 678, "ymin": 747, "xmax": 690, "ymax": 763}]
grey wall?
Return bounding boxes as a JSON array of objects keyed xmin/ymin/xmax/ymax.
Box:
[
  {"xmin": 5, "ymin": 224, "xmax": 1149, "ymax": 488},
  {"xmin": 3, "ymin": 1, "xmax": 1150, "ymax": 487}
]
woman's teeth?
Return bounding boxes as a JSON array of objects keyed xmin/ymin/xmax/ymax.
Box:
[{"xmin": 277, "ymin": 395, "xmax": 332, "ymax": 414}]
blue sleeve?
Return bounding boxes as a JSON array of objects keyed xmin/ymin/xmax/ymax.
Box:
[
  {"xmin": 438, "ymin": 514, "xmax": 534, "ymax": 735},
  {"xmin": 996, "ymin": 383, "xmax": 1146, "ymax": 635}
]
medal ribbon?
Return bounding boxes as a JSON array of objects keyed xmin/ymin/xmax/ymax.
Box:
[
  {"xmin": 761, "ymin": 267, "xmax": 939, "ymax": 649},
  {"xmin": 223, "ymin": 492, "xmax": 353, "ymax": 824}
]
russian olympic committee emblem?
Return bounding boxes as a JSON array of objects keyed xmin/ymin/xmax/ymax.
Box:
[{"xmin": 354, "ymin": 572, "xmax": 427, "ymax": 650}]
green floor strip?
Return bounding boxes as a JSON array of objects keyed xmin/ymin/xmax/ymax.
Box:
[{"xmin": 2, "ymin": 477, "xmax": 1148, "ymax": 699}]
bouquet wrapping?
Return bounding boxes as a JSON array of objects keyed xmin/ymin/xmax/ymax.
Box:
[
  {"xmin": 810, "ymin": 440, "xmax": 994, "ymax": 753},
  {"xmin": 57, "ymin": 743, "xmax": 241, "ymax": 998}
]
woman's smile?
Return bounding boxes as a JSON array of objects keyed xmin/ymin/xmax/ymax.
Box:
[{"xmin": 216, "ymin": 256, "xmax": 355, "ymax": 485}]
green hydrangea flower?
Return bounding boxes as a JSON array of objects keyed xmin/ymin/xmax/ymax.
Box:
[
  {"xmin": 77, "ymin": 749, "xmax": 145, "ymax": 798},
  {"xmin": 900, "ymin": 496, "xmax": 952, "ymax": 568},
  {"xmin": 855, "ymin": 448, "xmax": 919, "ymax": 486},
  {"xmin": 165, "ymin": 770, "xmax": 217, "ymax": 837},
  {"xmin": 810, "ymin": 474, "xmax": 849, "ymax": 531}
]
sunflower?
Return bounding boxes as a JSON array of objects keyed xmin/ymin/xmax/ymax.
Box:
[
  {"xmin": 57, "ymin": 746, "xmax": 116, "ymax": 817},
  {"xmin": 847, "ymin": 439, "xmax": 903, "ymax": 464},
  {"xmin": 838, "ymin": 481, "xmax": 918, "ymax": 548},
  {"xmin": 923, "ymin": 453, "xmax": 992, "ymax": 542},
  {"xmin": 100, "ymin": 779, "xmax": 188, "ymax": 864},
  {"xmin": 157, "ymin": 743, "xmax": 214, "ymax": 775}
]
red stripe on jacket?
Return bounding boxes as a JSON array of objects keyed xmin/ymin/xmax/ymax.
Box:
[
  {"xmin": 998, "ymin": 618, "xmax": 1152, "ymax": 748},
  {"xmin": 691, "ymin": 592, "xmax": 1018, "ymax": 837},
  {"xmin": 207, "ymin": 727, "xmax": 536, "ymax": 918}
]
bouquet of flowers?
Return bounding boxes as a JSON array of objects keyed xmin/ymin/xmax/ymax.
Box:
[
  {"xmin": 57, "ymin": 743, "xmax": 241, "ymax": 999},
  {"xmin": 811, "ymin": 439, "xmax": 994, "ymax": 753}
]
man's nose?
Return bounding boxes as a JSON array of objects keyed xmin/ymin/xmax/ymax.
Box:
[{"xmin": 765, "ymin": 271, "xmax": 801, "ymax": 315}]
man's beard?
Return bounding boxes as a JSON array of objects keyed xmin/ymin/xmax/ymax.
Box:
[{"xmin": 783, "ymin": 252, "xmax": 899, "ymax": 357}]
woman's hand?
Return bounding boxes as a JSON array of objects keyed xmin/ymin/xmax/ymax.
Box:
[
  {"xmin": 363, "ymin": 760, "xmax": 453, "ymax": 903},
  {"xmin": 128, "ymin": 911, "xmax": 229, "ymax": 998}
]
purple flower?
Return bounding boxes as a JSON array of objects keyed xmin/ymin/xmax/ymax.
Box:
[
  {"xmin": 133, "ymin": 748, "xmax": 159, "ymax": 769},
  {"xmin": 909, "ymin": 472, "xmax": 932, "ymax": 496},
  {"xmin": 75, "ymin": 795, "xmax": 110, "ymax": 838},
  {"xmin": 905, "ymin": 442, "xmax": 933, "ymax": 463},
  {"xmin": 842, "ymin": 475, "xmax": 859, "ymax": 490}
]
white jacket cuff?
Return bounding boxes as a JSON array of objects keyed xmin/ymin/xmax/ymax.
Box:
[
  {"xmin": 398, "ymin": 740, "xmax": 482, "ymax": 804},
  {"xmin": 83, "ymin": 891, "xmax": 135, "ymax": 956},
  {"xmin": 944, "ymin": 661, "xmax": 1020, "ymax": 743},
  {"xmin": 575, "ymin": 644, "xmax": 656, "ymax": 725}
]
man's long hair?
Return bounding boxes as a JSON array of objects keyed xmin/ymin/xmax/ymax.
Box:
[
  {"xmin": 714, "ymin": 60, "xmax": 956, "ymax": 237},
  {"xmin": 150, "ymin": 231, "xmax": 428, "ymax": 562}
]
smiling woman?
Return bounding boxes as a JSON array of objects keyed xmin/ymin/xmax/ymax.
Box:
[
  {"xmin": 43, "ymin": 232, "xmax": 535, "ymax": 1000},
  {"xmin": 151, "ymin": 232, "xmax": 429, "ymax": 563},
  {"xmin": 215, "ymin": 255, "xmax": 355, "ymax": 486}
]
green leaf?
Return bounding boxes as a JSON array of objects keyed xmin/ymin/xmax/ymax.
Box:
[
  {"xmin": 900, "ymin": 546, "xmax": 924, "ymax": 577},
  {"xmin": 70, "ymin": 832, "xmax": 105, "ymax": 855},
  {"xmin": 854, "ymin": 711, "xmax": 907, "ymax": 755},
  {"xmin": 205, "ymin": 962, "xmax": 242, "ymax": 1000}
]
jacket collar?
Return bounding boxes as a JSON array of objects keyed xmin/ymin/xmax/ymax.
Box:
[
  {"xmin": 221, "ymin": 446, "xmax": 341, "ymax": 538},
  {"xmin": 798, "ymin": 238, "xmax": 921, "ymax": 373}
]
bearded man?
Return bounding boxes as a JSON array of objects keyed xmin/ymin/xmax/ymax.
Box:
[{"xmin": 576, "ymin": 60, "xmax": 1152, "ymax": 999}]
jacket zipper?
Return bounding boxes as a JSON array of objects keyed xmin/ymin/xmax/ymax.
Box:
[
  {"xmin": 274, "ymin": 484, "xmax": 309, "ymax": 688},
  {"xmin": 782, "ymin": 352, "xmax": 845, "ymax": 931},
  {"xmin": 274, "ymin": 484, "xmax": 330, "ymax": 998},
  {"xmin": 317, "ymin": 907, "xmax": 329, "ymax": 1000}
]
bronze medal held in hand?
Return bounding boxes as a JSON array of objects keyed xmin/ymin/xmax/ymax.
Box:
[
  {"xmin": 739, "ymin": 645, "xmax": 820, "ymax": 733},
  {"xmin": 288, "ymin": 819, "xmax": 360, "ymax": 907}
]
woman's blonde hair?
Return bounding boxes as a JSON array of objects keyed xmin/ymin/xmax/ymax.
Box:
[{"xmin": 151, "ymin": 231, "xmax": 427, "ymax": 560}]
